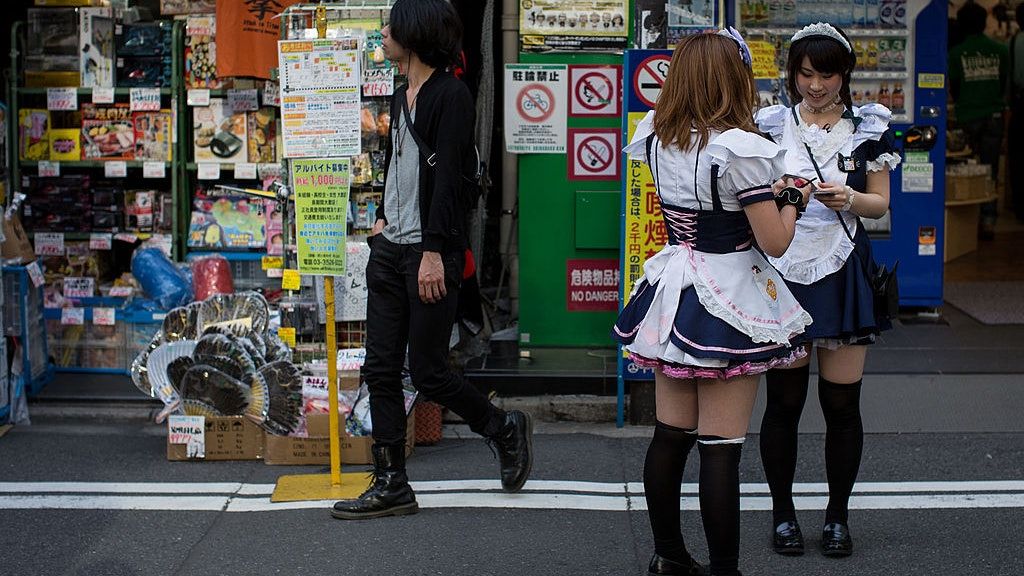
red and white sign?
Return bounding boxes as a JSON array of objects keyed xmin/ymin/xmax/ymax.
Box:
[
  {"xmin": 504, "ymin": 64, "xmax": 567, "ymax": 154},
  {"xmin": 633, "ymin": 54, "xmax": 671, "ymax": 109},
  {"xmin": 570, "ymin": 65, "xmax": 621, "ymax": 117},
  {"xmin": 568, "ymin": 129, "xmax": 621, "ymax": 181},
  {"xmin": 567, "ymin": 259, "xmax": 620, "ymax": 312},
  {"xmin": 516, "ymin": 84, "xmax": 556, "ymax": 123}
]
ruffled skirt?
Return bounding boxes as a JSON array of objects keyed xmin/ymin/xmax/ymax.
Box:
[{"xmin": 612, "ymin": 244, "xmax": 812, "ymax": 380}]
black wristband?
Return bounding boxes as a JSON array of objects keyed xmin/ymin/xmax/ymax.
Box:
[{"xmin": 775, "ymin": 186, "xmax": 805, "ymax": 216}]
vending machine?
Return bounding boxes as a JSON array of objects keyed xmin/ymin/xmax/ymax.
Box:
[{"xmin": 730, "ymin": 0, "xmax": 948, "ymax": 308}]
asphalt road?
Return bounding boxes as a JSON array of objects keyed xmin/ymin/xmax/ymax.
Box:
[{"xmin": 2, "ymin": 417, "xmax": 1023, "ymax": 576}]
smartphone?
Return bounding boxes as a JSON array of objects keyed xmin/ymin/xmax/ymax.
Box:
[{"xmin": 813, "ymin": 186, "xmax": 837, "ymax": 196}]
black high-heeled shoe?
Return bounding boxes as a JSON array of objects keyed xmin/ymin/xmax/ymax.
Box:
[
  {"xmin": 648, "ymin": 553, "xmax": 709, "ymax": 576},
  {"xmin": 821, "ymin": 522, "xmax": 853, "ymax": 557},
  {"xmin": 772, "ymin": 520, "xmax": 805, "ymax": 555}
]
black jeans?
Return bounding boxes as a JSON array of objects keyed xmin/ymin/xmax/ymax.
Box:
[
  {"xmin": 362, "ymin": 235, "xmax": 502, "ymax": 447},
  {"xmin": 960, "ymin": 113, "xmax": 1003, "ymax": 226}
]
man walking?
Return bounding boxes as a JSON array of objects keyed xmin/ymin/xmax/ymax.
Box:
[{"xmin": 332, "ymin": 0, "xmax": 533, "ymax": 520}]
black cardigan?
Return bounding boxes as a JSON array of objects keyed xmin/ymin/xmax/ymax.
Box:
[{"xmin": 376, "ymin": 69, "xmax": 476, "ymax": 253}]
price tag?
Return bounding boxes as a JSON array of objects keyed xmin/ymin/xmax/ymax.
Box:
[
  {"xmin": 61, "ymin": 307, "xmax": 86, "ymax": 326},
  {"xmin": 34, "ymin": 232, "xmax": 65, "ymax": 256},
  {"xmin": 64, "ymin": 277, "xmax": 96, "ymax": 298},
  {"xmin": 90, "ymin": 233, "xmax": 113, "ymax": 250},
  {"xmin": 113, "ymin": 232, "xmax": 139, "ymax": 244},
  {"xmin": 266, "ymin": 268, "xmax": 284, "ymax": 278},
  {"xmin": 187, "ymin": 89, "xmax": 211, "ymax": 106},
  {"xmin": 26, "ymin": 261, "xmax": 46, "ymax": 288},
  {"xmin": 197, "ymin": 163, "xmax": 220, "ymax": 180},
  {"xmin": 261, "ymin": 255, "xmax": 284, "ymax": 270},
  {"xmin": 109, "ymin": 286, "xmax": 135, "ymax": 297},
  {"xmin": 233, "ymin": 163, "xmax": 258, "ymax": 180},
  {"xmin": 228, "ymin": 89, "xmax": 259, "ymax": 112},
  {"xmin": 362, "ymin": 68, "xmax": 395, "ymax": 97},
  {"xmin": 93, "ymin": 307, "xmax": 116, "ymax": 326},
  {"xmin": 104, "ymin": 161, "xmax": 128, "ymax": 178},
  {"xmin": 130, "ymin": 87, "xmax": 161, "ymax": 111},
  {"xmin": 282, "ymin": 269, "xmax": 301, "ymax": 291},
  {"xmin": 261, "ymin": 81, "xmax": 280, "ymax": 107},
  {"xmin": 38, "ymin": 161, "xmax": 61, "ymax": 177},
  {"xmin": 278, "ymin": 327, "xmax": 297, "ymax": 348},
  {"xmin": 92, "ymin": 87, "xmax": 115, "ymax": 104},
  {"xmin": 143, "ymin": 161, "xmax": 166, "ymax": 178},
  {"xmin": 47, "ymin": 87, "xmax": 78, "ymax": 111}
]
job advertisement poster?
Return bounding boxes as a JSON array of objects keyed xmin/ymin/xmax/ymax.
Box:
[{"xmin": 291, "ymin": 158, "xmax": 350, "ymax": 276}]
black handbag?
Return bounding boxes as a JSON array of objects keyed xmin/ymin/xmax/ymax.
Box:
[{"xmin": 799, "ymin": 135, "xmax": 900, "ymax": 325}]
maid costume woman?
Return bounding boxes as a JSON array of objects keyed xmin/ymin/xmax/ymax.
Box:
[
  {"xmin": 612, "ymin": 113, "xmax": 812, "ymax": 380},
  {"xmin": 755, "ymin": 103, "xmax": 901, "ymax": 346}
]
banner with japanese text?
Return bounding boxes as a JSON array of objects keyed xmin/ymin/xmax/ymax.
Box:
[{"xmin": 292, "ymin": 158, "xmax": 350, "ymax": 276}]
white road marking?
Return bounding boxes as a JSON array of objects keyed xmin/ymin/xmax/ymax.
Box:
[{"xmin": 0, "ymin": 481, "xmax": 1023, "ymax": 512}]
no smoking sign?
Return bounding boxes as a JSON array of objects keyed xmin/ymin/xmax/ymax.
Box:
[
  {"xmin": 568, "ymin": 128, "xmax": 620, "ymax": 181},
  {"xmin": 569, "ymin": 65, "xmax": 621, "ymax": 117}
]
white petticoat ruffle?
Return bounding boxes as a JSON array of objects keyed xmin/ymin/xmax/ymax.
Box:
[{"xmin": 623, "ymin": 244, "xmax": 812, "ymax": 368}]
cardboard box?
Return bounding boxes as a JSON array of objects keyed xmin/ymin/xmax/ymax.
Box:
[
  {"xmin": 1, "ymin": 215, "xmax": 37, "ymax": 264},
  {"xmin": 81, "ymin": 104, "xmax": 134, "ymax": 160},
  {"xmin": 167, "ymin": 415, "xmax": 265, "ymax": 461},
  {"xmin": 263, "ymin": 412, "xmax": 415, "ymax": 466},
  {"xmin": 133, "ymin": 110, "xmax": 173, "ymax": 161},
  {"xmin": 193, "ymin": 99, "xmax": 247, "ymax": 163},
  {"xmin": 946, "ymin": 173, "xmax": 992, "ymax": 202}
]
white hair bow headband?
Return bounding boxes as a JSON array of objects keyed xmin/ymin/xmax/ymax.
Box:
[
  {"xmin": 790, "ymin": 22, "xmax": 853, "ymax": 53},
  {"xmin": 717, "ymin": 27, "xmax": 752, "ymax": 67}
]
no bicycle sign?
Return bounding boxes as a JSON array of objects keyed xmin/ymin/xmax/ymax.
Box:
[{"xmin": 504, "ymin": 63, "xmax": 567, "ymax": 154}]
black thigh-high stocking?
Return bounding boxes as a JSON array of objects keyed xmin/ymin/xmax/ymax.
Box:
[
  {"xmin": 819, "ymin": 376, "xmax": 864, "ymax": 525},
  {"xmin": 758, "ymin": 365, "xmax": 810, "ymax": 525},
  {"xmin": 698, "ymin": 437, "xmax": 744, "ymax": 576},
  {"xmin": 644, "ymin": 421, "xmax": 698, "ymax": 563}
]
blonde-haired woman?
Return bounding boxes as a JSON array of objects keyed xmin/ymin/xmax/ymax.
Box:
[{"xmin": 613, "ymin": 30, "xmax": 812, "ymax": 576}]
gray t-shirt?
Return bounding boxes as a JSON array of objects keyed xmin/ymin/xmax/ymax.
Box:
[{"xmin": 382, "ymin": 107, "xmax": 422, "ymax": 244}]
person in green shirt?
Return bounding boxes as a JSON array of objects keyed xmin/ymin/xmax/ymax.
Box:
[{"xmin": 949, "ymin": 1, "xmax": 1008, "ymax": 239}]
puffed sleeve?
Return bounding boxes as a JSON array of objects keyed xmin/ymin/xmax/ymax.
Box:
[
  {"xmin": 753, "ymin": 104, "xmax": 788, "ymax": 142},
  {"xmin": 854, "ymin": 103, "xmax": 902, "ymax": 172},
  {"xmin": 706, "ymin": 128, "xmax": 786, "ymax": 206},
  {"xmin": 622, "ymin": 110, "xmax": 656, "ymax": 160}
]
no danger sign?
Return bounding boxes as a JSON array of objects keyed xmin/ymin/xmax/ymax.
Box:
[
  {"xmin": 568, "ymin": 128, "xmax": 621, "ymax": 181},
  {"xmin": 569, "ymin": 65, "xmax": 621, "ymax": 117}
]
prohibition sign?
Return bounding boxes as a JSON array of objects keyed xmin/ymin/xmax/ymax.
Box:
[
  {"xmin": 633, "ymin": 54, "xmax": 671, "ymax": 109},
  {"xmin": 570, "ymin": 65, "xmax": 620, "ymax": 117},
  {"xmin": 568, "ymin": 128, "xmax": 620, "ymax": 181},
  {"xmin": 578, "ymin": 137, "xmax": 613, "ymax": 172},
  {"xmin": 516, "ymin": 83, "xmax": 555, "ymax": 123}
]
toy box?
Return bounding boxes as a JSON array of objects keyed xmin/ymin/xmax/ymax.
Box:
[
  {"xmin": 160, "ymin": 0, "xmax": 216, "ymax": 15},
  {"xmin": 188, "ymin": 196, "xmax": 268, "ymax": 249},
  {"xmin": 81, "ymin": 104, "xmax": 134, "ymax": 160},
  {"xmin": 26, "ymin": 8, "xmax": 79, "ymax": 73},
  {"xmin": 48, "ymin": 128, "xmax": 81, "ymax": 161},
  {"xmin": 265, "ymin": 200, "xmax": 284, "ymax": 255},
  {"xmin": 193, "ymin": 98, "xmax": 247, "ymax": 164},
  {"xmin": 184, "ymin": 15, "xmax": 227, "ymax": 89},
  {"xmin": 133, "ymin": 110, "xmax": 173, "ymax": 161},
  {"xmin": 117, "ymin": 21, "xmax": 172, "ymax": 57},
  {"xmin": 247, "ymin": 107, "xmax": 277, "ymax": 163},
  {"xmin": 18, "ymin": 109, "xmax": 50, "ymax": 161},
  {"xmin": 125, "ymin": 190, "xmax": 156, "ymax": 233},
  {"xmin": 117, "ymin": 56, "xmax": 172, "ymax": 88},
  {"xmin": 79, "ymin": 7, "xmax": 113, "ymax": 87}
]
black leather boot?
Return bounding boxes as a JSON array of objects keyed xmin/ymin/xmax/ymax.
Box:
[
  {"xmin": 487, "ymin": 410, "xmax": 534, "ymax": 492},
  {"xmin": 648, "ymin": 553, "xmax": 709, "ymax": 575},
  {"xmin": 331, "ymin": 444, "xmax": 418, "ymax": 520}
]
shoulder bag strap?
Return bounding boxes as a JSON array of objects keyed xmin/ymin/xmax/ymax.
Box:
[{"xmin": 400, "ymin": 94, "xmax": 437, "ymax": 167}]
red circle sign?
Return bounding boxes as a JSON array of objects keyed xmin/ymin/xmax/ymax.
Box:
[
  {"xmin": 516, "ymin": 84, "xmax": 555, "ymax": 123},
  {"xmin": 575, "ymin": 72, "xmax": 614, "ymax": 111},
  {"xmin": 576, "ymin": 136, "xmax": 613, "ymax": 173},
  {"xmin": 633, "ymin": 54, "xmax": 671, "ymax": 109}
]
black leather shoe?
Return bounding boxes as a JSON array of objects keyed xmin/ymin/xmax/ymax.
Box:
[
  {"xmin": 772, "ymin": 520, "xmax": 805, "ymax": 556},
  {"xmin": 331, "ymin": 444, "xmax": 419, "ymax": 520},
  {"xmin": 488, "ymin": 410, "xmax": 534, "ymax": 492},
  {"xmin": 821, "ymin": 522, "xmax": 853, "ymax": 557},
  {"xmin": 648, "ymin": 553, "xmax": 708, "ymax": 576}
]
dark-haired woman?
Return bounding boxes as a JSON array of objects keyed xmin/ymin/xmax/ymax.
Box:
[
  {"xmin": 332, "ymin": 0, "xmax": 533, "ymax": 521},
  {"xmin": 754, "ymin": 23, "xmax": 901, "ymax": 558},
  {"xmin": 614, "ymin": 29, "xmax": 812, "ymax": 576}
]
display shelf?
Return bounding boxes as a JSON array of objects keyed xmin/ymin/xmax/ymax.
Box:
[
  {"xmin": 19, "ymin": 160, "xmax": 170, "ymax": 168},
  {"xmin": 27, "ymin": 231, "xmax": 155, "ymax": 241},
  {"xmin": 16, "ymin": 87, "xmax": 172, "ymax": 96},
  {"xmin": 185, "ymin": 250, "xmax": 267, "ymax": 260},
  {"xmin": 744, "ymin": 27, "xmax": 911, "ymax": 37}
]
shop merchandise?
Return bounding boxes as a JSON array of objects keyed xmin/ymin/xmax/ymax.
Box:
[
  {"xmin": 192, "ymin": 255, "xmax": 235, "ymax": 301},
  {"xmin": 25, "ymin": 8, "xmax": 79, "ymax": 78},
  {"xmin": 246, "ymin": 107, "xmax": 277, "ymax": 163},
  {"xmin": 133, "ymin": 110, "xmax": 173, "ymax": 162},
  {"xmin": 79, "ymin": 7, "xmax": 114, "ymax": 88},
  {"xmin": 188, "ymin": 196, "xmax": 268, "ymax": 249},
  {"xmin": 125, "ymin": 190, "xmax": 157, "ymax": 232},
  {"xmin": 184, "ymin": 15, "xmax": 227, "ymax": 89},
  {"xmin": 81, "ymin": 104, "xmax": 135, "ymax": 160},
  {"xmin": 18, "ymin": 110, "xmax": 50, "ymax": 161},
  {"xmin": 193, "ymin": 98, "xmax": 247, "ymax": 163},
  {"xmin": 48, "ymin": 128, "xmax": 81, "ymax": 161},
  {"xmin": 160, "ymin": 0, "xmax": 216, "ymax": 15},
  {"xmin": 132, "ymin": 247, "xmax": 193, "ymax": 309}
]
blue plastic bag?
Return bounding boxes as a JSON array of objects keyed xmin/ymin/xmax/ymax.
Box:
[{"xmin": 131, "ymin": 248, "xmax": 193, "ymax": 309}]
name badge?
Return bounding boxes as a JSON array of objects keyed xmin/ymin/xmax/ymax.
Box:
[{"xmin": 837, "ymin": 153, "xmax": 860, "ymax": 173}]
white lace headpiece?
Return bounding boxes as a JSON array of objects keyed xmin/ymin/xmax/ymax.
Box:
[{"xmin": 790, "ymin": 22, "xmax": 852, "ymax": 53}]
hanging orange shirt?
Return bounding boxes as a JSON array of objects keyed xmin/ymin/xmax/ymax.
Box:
[{"xmin": 216, "ymin": 0, "xmax": 305, "ymax": 80}]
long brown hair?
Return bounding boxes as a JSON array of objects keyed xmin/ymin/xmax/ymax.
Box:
[{"xmin": 652, "ymin": 33, "xmax": 758, "ymax": 152}]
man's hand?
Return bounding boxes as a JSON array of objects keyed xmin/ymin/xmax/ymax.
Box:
[
  {"xmin": 371, "ymin": 218, "xmax": 385, "ymax": 237},
  {"xmin": 418, "ymin": 251, "xmax": 447, "ymax": 304}
]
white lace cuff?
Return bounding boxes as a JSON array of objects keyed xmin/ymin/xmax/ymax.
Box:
[{"xmin": 867, "ymin": 152, "xmax": 902, "ymax": 172}]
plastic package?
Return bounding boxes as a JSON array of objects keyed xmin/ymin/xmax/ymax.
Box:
[
  {"xmin": 131, "ymin": 247, "xmax": 193, "ymax": 309},
  {"xmin": 192, "ymin": 255, "xmax": 235, "ymax": 301}
]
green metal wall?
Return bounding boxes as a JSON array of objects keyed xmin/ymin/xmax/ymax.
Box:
[{"xmin": 517, "ymin": 52, "xmax": 623, "ymax": 347}]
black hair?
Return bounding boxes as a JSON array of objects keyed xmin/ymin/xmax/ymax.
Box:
[
  {"xmin": 957, "ymin": 2, "xmax": 988, "ymax": 36},
  {"xmin": 389, "ymin": 0, "xmax": 463, "ymax": 70},
  {"xmin": 786, "ymin": 26, "xmax": 856, "ymax": 109}
]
